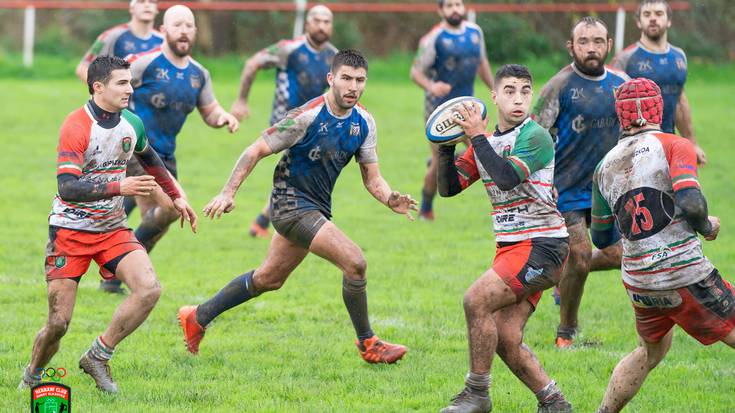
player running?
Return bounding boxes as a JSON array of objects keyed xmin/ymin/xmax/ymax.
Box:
[
  {"xmin": 611, "ymin": 0, "xmax": 706, "ymax": 165},
  {"xmin": 411, "ymin": 0, "xmax": 494, "ymax": 221},
  {"xmin": 533, "ymin": 16, "xmax": 629, "ymax": 348},
  {"xmin": 18, "ymin": 56, "xmax": 197, "ymax": 393},
  {"xmin": 437, "ymin": 64, "xmax": 572, "ymax": 413},
  {"xmin": 75, "ymin": 0, "xmax": 162, "ymax": 83},
  {"xmin": 230, "ymin": 5, "xmax": 337, "ymax": 238},
  {"xmin": 178, "ymin": 50, "xmax": 416, "ymax": 364},
  {"xmin": 591, "ymin": 77, "xmax": 734, "ymax": 413}
]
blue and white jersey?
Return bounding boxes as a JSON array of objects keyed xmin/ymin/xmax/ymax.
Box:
[
  {"xmin": 612, "ymin": 42, "xmax": 688, "ymax": 134},
  {"xmin": 252, "ymin": 36, "xmax": 338, "ymax": 125},
  {"xmin": 128, "ymin": 49, "xmax": 217, "ymax": 159},
  {"xmin": 80, "ymin": 23, "xmax": 163, "ymax": 64},
  {"xmin": 262, "ymin": 95, "xmax": 378, "ymax": 220},
  {"xmin": 412, "ymin": 21, "xmax": 487, "ymax": 119},
  {"xmin": 533, "ymin": 64, "xmax": 629, "ymax": 213}
]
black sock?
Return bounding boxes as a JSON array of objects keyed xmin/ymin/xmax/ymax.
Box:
[
  {"xmin": 196, "ymin": 270, "xmax": 259, "ymax": 327},
  {"xmin": 342, "ymin": 276, "xmax": 374, "ymax": 343},
  {"xmin": 255, "ymin": 213, "xmax": 270, "ymax": 229},
  {"xmin": 134, "ymin": 208, "xmax": 168, "ymax": 252},
  {"xmin": 123, "ymin": 196, "xmax": 137, "ymax": 215}
]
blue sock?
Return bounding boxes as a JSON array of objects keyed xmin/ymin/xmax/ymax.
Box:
[{"xmin": 196, "ymin": 271, "xmax": 259, "ymax": 327}]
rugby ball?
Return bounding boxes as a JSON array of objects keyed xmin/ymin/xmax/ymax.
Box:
[{"xmin": 425, "ymin": 96, "xmax": 487, "ymax": 145}]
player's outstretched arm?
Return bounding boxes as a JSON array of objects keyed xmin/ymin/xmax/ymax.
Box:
[
  {"xmin": 359, "ymin": 162, "xmax": 417, "ymax": 221},
  {"xmin": 203, "ymin": 138, "xmax": 273, "ymax": 220},
  {"xmin": 675, "ymin": 91, "xmax": 706, "ymax": 166},
  {"xmin": 199, "ymin": 101, "xmax": 239, "ymax": 133}
]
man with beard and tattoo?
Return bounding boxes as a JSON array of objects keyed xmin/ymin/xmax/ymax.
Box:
[
  {"xmin": 18, "ymin": 56, "xmax": 197, "ymax": 393},
  {"xmin": 592, "ymin": 77, "xmax": 734, "ymax": 413},
  {"xmin": 532, "ymin": 17, "xmax": 629, "ymax": 348},
  {"xmin": 611, "ymin": 0, "xmax": 706, "ymax": 166},
  {"xmin": 411, "ymin": 0, "xmax": 494, "ymax": 221},
  {"xmin": 231, "ymin": 5, "xmax": 338, "ymax": 239},
  {"xmin": 75, "ymin": 0, "xmax": 163, "ymax": 83},
  {"xmin": 97, "ymin": 5, "xmax": 239, "ymax": 293},
  {"xmin": 178, "ymin": 50, "xmax": 417, "ymax": 364},
  {"xmin": 437, "ymin": 64, "xmax": 572, "ymax": 413}
]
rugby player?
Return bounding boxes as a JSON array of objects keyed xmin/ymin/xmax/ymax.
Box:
[
  {"xmin": 591, "ymin": 77, "xmax": 734, "ymax": 413},
  {"xmin": 437, "ymin": 64, "xmax": 572, "ymax": 413},
  {"xmin": 75, "ymin": 0, "xmax": 162, "ymax": 83},
  {"xmin": 230, "ymin": 5, "xmax": 337, "ymax": 238},
  {"xmin": 611, "ymin": 0, "xmax": 706, "ymax": 165},
  {"xmin": 178, "ymin": 50, "xmax": 416, "ymax": 364},
  {"xmin": 411, "ymin": 0, "xmax": 494, "ymax": 221},
  {"xmin": 19, "ymin": 56, "xmax": 197, "ymax": 393},
  {"xmin": 533, "ymin": 17, "xmax": 629, "ymax": 348}
]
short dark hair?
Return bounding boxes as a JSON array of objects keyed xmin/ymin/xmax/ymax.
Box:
[
  {"xmin": 570, "ymin": 16, "xmax": 609, "ymax": 40},
  {"xmin": 636, "ymin": 0, "xmax": 672, "ymax": 19},
  {"xmin": 331, "ymin": 49, "xmax": 368, "ymax": 73},
  {"xmin": 87, "ymin": 55, "xmax": 130, "ymax": 94},
  {"xmin": 494, "ymin": 64, "xmax": 532, "ymax": 86}
]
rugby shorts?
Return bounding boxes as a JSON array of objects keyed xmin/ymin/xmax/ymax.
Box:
[{"xmin": 271, "ymin": 210, "xmax": 328, "ymax": 249}]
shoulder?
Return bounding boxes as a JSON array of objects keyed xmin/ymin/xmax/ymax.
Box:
[
  {"xmin": 464, "ymin": 22, "xmax": 484, "ymax": 35},
  {"xmin": 98, "ymin": 23, "xmax": 129, "ymax": 40},
  {"xmin": 62, "ymin": 106, "xmax": 93, "ymax": 130},
  {"xmin": 128, "ymin": 47, "xmax": 162, "ymax": 65},
  {"xmin": 121, "ymin": 109, "xmax": 144, "ymax": 130},
  {"xmin": 324, "ymin": 42, "xmax": 338, "ymax": 54},
  {"xmin": 523, "ymin": 120, "xmax": 553, "ymax": 142},
  {"xmin": 542, "ymin": 65, "xmax": 574, "ymax": 92},
  {"xmin": 354, "ymin": 104, "xmax": 376, "ymax": 126},
  {"xmin": 188, "ymin": 57, "xmax": 211, "ymax": 77},
  {"xmin": 419, "ymin": 23, "xmax": 444, "ymax": 45},
  {"xmin": 669, "ymin": 44, "xmax": 687, "ymax": 60},
  {"xmin": 651, "ymin": 131, "xmax": 691, "ymax": 149},
  {"xmin": 611, "ymin": 43, "xmax": 639, "ymax": 65},
  {"xmin": 606, "ymin": 65, "xmax": 631, "ymax": 82},
  {"xmin": 151, "ymin": 30, "xmax": 165, "ymax": 40}
]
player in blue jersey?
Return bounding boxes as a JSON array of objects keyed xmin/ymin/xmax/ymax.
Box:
[
  {"xmin": 177, "ymin": 50, "xmax": 417, "ymax": 365},
  {"xmin": 411, "ymin": 0, "xmax": 494, "ymax": 221},
  {"xmin": 97, "ymin": 5, "xmax": 238, "ymax": 293},
  {"xmin": 611, "ymin": 0, "xmax": 706, "ymax": 165},
  {"xmin": 75, "ymin": 0, "xmax": 163, "ymax": 83},
  {"xmin": 533, "ymin": 17, "xmax": 630, "ymax": 348},
  {"xmin": 230, "ymin": 5, "xmax": 338, "ymax": 238}
]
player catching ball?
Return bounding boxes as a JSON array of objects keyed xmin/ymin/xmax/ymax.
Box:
[{"xmin": 436, "ymin": 64, "xmax": 572, "ymax": 413}]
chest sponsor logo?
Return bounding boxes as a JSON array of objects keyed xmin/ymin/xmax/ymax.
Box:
[
  {"xmin": 627, "ymin": 289, "xmax": 682, "ymax": 308},
  {"xmin": 190, "ymin": 74, "xmax": 201, "ymax": 89},
  {"xmin": 350, "ymin": 122, "xmax": 360, "ymax": 136},
  {"xmin": 318, "ymin": 122, "xmax": 329, "ymax": 134},
  {"xmin": 308, "ymin": 145, "xmax": 322, "ymax": 161},
  {"xmin": 155, "ymin": 68, "xmax": 170, "ymax": 81},
  {"xmin": 572, "ymin": 114, "xmax": 586, "ymax": 133},
  {"xmin": 637, "ymin": 60, "xmax": 652, "ymax": 72},
  {"xmin": 570, "ymin": 87, "xmax": 585, "ymax": 100},
  {"xmin": 150, "ymin": 92, "xmax": 166, "ymax": 109},
  {"xmin": 121, "ymin": 136, "xmax": 132, "ymax": 153}
]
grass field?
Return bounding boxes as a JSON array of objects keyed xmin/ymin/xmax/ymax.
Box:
[{"xmin": 1, "ymin": 57, "xmax": 734, "ymax": 413}]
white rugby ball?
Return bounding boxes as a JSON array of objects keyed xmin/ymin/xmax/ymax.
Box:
[{"xmin": 425, "ymin": 96, "xmax": 487, "ymax": 145}]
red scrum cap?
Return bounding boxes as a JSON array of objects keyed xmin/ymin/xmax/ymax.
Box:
[{"xmin": 614, "ymin": 78, "xmax": 663, "ymax": 130}]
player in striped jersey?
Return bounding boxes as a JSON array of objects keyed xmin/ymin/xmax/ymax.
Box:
[
  {"xmin": 592, "ymin": 78, "xmax": 734, "ymax": 413},
  {"xmin": 437, "ymin": 65, "xmax": 571, "ymax": 413},
  {"xmin": 75, "ymin": 0, "xmax": 163, "ymax": 83},
  {"xmin": 18, "ymin": 56, "xmax": 197, "ymax": 393},
  {"xmin": 178, "ymin": 50, "xmax": 416, "ymax": 365}
]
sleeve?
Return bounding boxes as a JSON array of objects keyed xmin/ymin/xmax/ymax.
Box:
[
  {"xmin": 455, "ymin": 145, "xmax": 480, "ymax": 190},
  {"xmin": 590, "ymin": 162, "xmax": 615, "ymax": 232},
  {"xmin": 412, "ymin": 30, "xmax": 438, "ymax": 74},
  {"xmin": 197, "ymin": 67, "xmax": 217, "ymax": 108},
  {"xmin": 128, "ymin": 53, "xmax": 151, "ymax": 89},
  {"xmin": 251, "ymin": 40, "xmax": 291, "ymax": 69},
  {"xmin": 661, "ymin": 135, "xmax": 700, "ymax": 191},
  {"xmin": 531, "ymin": 77, "xmax": 562, "ymax": 130},
  {"xmin": 262, "ymin": 106, "xmax": 314, "ymax": 153},
  {"xmin": 79, "ymin": 27, "xmax": 120, "ymax": 64},
  {"xmin": 56, "ymin": 118, "xmax": 90, "ymax": 177},
  {"xmin": 122, "ymin": 110, "xmax": 148, "ymax": 153},
  {"xmin": 355, "ymin": 115, "xmax": 378, "ymax": 164},
  {"xmin": 476, "ymin": 26, "xmax": 487, "ymax": 60},
  {"xmin": 507, "ymin": 127, "xmax": 554, "ymax": 181}
]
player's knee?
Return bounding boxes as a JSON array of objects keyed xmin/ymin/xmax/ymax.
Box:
[
  {"xmin": 138, "ymin": 282, "xmax": 162, "ymax": 308},
  {"xmin": 46, "ymin": 316, "xmax": 71, "ymax": 339},
  {"xmin": 567, "ymin": 245, "xmax": 591, "ymax": 275},
  {"xmin": 344, "ymin": 255, "xmax": 367, "ymax": 279},
  {"xmin": 254, "ymin": 271, "xmax": 286, "ymax": 292}
]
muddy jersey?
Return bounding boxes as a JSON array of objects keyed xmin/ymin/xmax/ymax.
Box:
[
  {"xmin": 262, "ymin": 95, "xmax": 378, "ymax": 220},
  {"xmin": 611, "ymin": 42, "xmax": 687, "ymax": 134},
  {"xmin": 251, "ymin": 36, "xmax": 337, "ymax": 126},
  {"xmin": 455, "ymin": 118, "xmax": 568, "ymax": 243},
  {"xmin": 533, "ymin": 64, "xmax": 629, "ymax": 213},
  {"xmin": 80, "ymin": 23, "xmax": 163, "ymax": 64},
  {"xmin": 128, "ymin": 49, "xmax": 217, "ymax": 158},
  {"xmin": 413, "ymin": 21, "xmax": 487, "ymax": 118},
  {"xmin": 51, "ymin": 104, "xmax": 147, "ymax": 232},
  {"xmin": 592, "ymin": 130, "xmax": 712, "ymax": 290}
]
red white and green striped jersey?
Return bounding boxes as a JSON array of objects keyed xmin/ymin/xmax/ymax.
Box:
[
  {"xmin": 456, "ymin": 118, "xmax": 568, "ymax": 242},
  {"xmin": 51, "ymin": 104, "xmax": 147, "ymax": 232},
  {"xmin": 592, "ymin": 130, "xmax": 711, "ymax": 290}
]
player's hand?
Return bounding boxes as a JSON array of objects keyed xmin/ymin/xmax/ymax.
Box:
[
  {"xmin": 429, "ymin": 81, "xmax": 452, "ymax": 98},
  {"xmin": 216, "ymin": 112, "xmax": 240, "ymax": 133},
  {"xmin": 203, "ymin": 193, "xmax": 235, "ymax": 220},
  {"xmin": 704, "ymin": 216, "xmax": 720, "ymax": 241},
  {"xmin": 452, "ymin": 102, "xmax": 486, "ymax": 138},
  {"xmin": 173, "ymin": 197, "xmax": 198, "ymax": 233},
  {"xmin": 231, "ymin": 99, "xmax": 250, "ymax": 121},
  {"xmin": 387, "ymin": 191, "xmax": 418, "ymax": 221},
  {"xmin": 694, "ymin": 143, "xmax": 707, "ymax": 167},
  {"xmin": 119, "ymin": 175, "xmax": 157, "ymax": 197}
]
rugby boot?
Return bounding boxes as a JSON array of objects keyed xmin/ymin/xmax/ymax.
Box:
[
  {"xmin": 356, "ymin": 335, "xmax": 407, "ymax": 364},
  {"xmin": 555, "ymin": 326, "xmax": 577, "ymax": 349},
  {"xmin": 440, "ymin": 387, "xmax": 492, "ymax": 413},
  {"xmin": 248, "ymin": 221, "xmax": 270, "ymax": 238},
  {"xmin": 79, "ymin": 351, "xmax": 118, "ymax": 393},
  {"xmin": 178, "ymin": 305, "xmax": 206, "ymax": 355},
  {"xmin": 99, "ymin": 279, "xmax": 126, "ymax": 294},
  {"xmin": 17, "ymin": 366, "xmax": 41, "ymax": 390},
  {"xmin": 418, "ymin": 210, "xmax": 435, "ymax": 221},
  {"xmin": 537, "ymin": 392, "xmax": 573, "ymax": 413}
]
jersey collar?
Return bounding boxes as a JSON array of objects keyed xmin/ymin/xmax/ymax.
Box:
[
  {"xmin": 87, "ymin": 99, "xmax": 121, "ymax": 129},
  {"xmin": 494, "ymin": 117, "xmax": 531, "ymax": 137},
  {"xmin": 636, "ymin": 41, "xmax": 671, "ymax": 55}
]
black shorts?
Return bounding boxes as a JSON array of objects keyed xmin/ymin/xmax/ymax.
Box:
[
  {"xmin": 127, "ymin": 155, "xmax": 178, "ymax": 179},
  {"xmin": 271, "ymin": 210, "xmax": 328, "ymax": 249}
]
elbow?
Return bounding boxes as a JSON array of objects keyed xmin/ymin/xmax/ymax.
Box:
[
  {"xmin": 57, "ymin": 186, "xmax": 77, "ymax": 203},
  {"xmin": 495, "ymin": 181, "xmax": 517, "ymax": 191}
]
